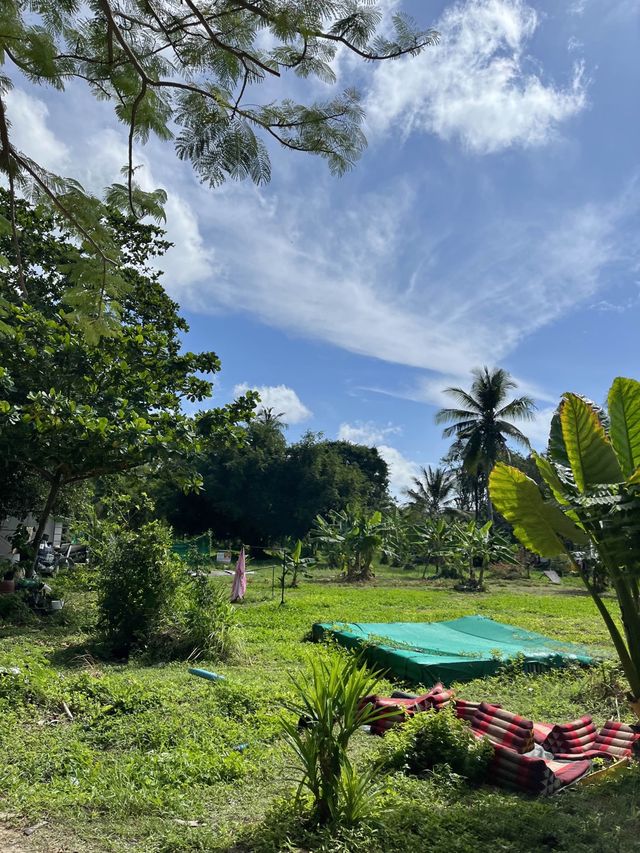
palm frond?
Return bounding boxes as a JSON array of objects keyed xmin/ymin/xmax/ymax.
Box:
[
  {"xmin": 496, "ymin": 396, "xmax": 536, "ymax": 422},
  {"xmin": 496, "ymin": 420, "xmax": 532, "ymax": 449},
  {"xmin": 439, "ymin": 388, "xmax": 484, "ymax": 414},
  {"xmin": 435, "ymin": 407, "xmax": 480, "ymax": 426}
]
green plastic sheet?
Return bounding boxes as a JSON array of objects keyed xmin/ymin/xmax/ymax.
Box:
[{"xmin": 312, "ymin": 616, "xmax": 594, "ymax": 686}]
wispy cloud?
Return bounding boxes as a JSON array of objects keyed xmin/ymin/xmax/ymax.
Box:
[
  {"xmin": 365, "ymin": 0, "xmax": 587, "ymax": 153},
  {"xmin": 338, "ymin": 421, "xmax": 401, "ymax": 445},
  {"xmin": 7, "ymin": 83, "xmax": 638, "ymax": 395},
  {"xmin": 234, "ymin": 383, "xmax": 312, "ymax": 424}
]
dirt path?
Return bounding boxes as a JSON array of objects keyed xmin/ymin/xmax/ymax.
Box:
[
  {"xmin": 0, "ymin": 823, "xmax": 89, "ymax": 852},
  {"xmin": 0, "ymin": 825, "xmax": 33, "ymax": 852}
]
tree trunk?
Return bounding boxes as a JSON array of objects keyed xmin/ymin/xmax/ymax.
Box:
[
  {"xmin": 30, "ymin": 473, "xmax": 63, "ymax": 576},
  {"xmin": 485, "ymin": 479, "xmax": 494, "ymax": 524},
  {"xmin": 478, "ymin": 557, "xmax": 488, "ymax": 589}
]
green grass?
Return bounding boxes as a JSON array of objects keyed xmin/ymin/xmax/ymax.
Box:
[{"xmin": 0, "ymin": 563, "xmax": 638, "ymax": 852}]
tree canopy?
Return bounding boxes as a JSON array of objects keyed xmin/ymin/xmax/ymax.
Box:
[
  {"xmin": 0, "ymin": 190, "xmax": 254, "ymax": 551},
  {"xmin": 0, "ymin": 2, "xmax": 438, "ymax": 326},
  {"xmin": 157, "ymin": 425, "xmax": 389, "ymax": 544}
]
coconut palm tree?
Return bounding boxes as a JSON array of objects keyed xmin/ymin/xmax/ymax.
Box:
[
  {"xmin": 405, "ymin": 466, "xmax": 456, "ymax": 516},
  {"xmin": 435, "ymin": 367, "xmax": 535, "ymax": 521}
]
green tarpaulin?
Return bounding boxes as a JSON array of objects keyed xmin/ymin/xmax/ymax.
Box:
[{"xmin": 312, "ymin": 616, "xmax": 594, "ymax": 686}]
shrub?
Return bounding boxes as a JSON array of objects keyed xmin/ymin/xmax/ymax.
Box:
[
  {"xmin": 377, "ymin": 707, "xmax": 493, "ymax": 784},
  {"xmin": 181, "ymin": 575, "xmax": 238, "ymax": 660},
  {"xmin": 0, "ymin": 591, "xmax": 38, "ymax": 626},
  {"xmin": 96, "ymin": 521, "xmax": 181, "ymax": 656},
  {"xmin": 148, "ymin": 576, "xmax": 239, "ymax": 662}
]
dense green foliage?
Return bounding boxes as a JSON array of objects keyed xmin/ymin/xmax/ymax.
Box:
[
  {"xmin": 96, "ymin": 521, "xmax": 239, "ymax": 660},
  {"xmin": 158, "ymin": 423, "xmax": 389, "ymax": 544},
  {"xmin": 97, "ymin": 521, "xmax": 183, "ymax": 655},
  {"xmin": 0, "ymin": 193, "xmax": 254, "ymax": 553},
  {"xmin": 313, "ymin": 507, "xmax": 388, "ymax": 580},
  {"xmin": 378, "ymin": 707, "xmax": 494, "ymax": 783},
  {"xmin": 491, "ymin": 377, "xmax": 640, "ymax": 711}
]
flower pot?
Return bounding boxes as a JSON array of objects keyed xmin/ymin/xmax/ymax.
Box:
[
  {"xmin": 49, "ymin": 600, "xmax": 64, "ymax": 612},
  {"xmin": 0, "ymin": 579, "xmax": 15, "ymax": 594}
]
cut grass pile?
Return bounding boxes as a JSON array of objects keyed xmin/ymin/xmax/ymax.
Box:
[{"xmin": 0, "ymin": 564, "xmax": 638, "ymax": 852}]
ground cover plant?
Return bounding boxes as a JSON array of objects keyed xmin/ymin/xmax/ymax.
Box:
[{"xmin": 0, "ymin": 564, "xmax": 639, "ymax": 852}]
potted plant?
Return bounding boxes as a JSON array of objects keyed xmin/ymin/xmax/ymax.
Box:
[{"xmin": 0, "ymin": 567, "xmax": 16, "ymax": 595}]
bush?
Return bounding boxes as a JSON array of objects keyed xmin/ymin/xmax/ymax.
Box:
[
  {"xmin": 147, "ymin": 575, "xmax": 239, "ymax": 662},
  {"xmin": 96, "ymin": 521, "xmax": 181, "ymax": 656},
  {"xmin": 0, "ymin": 591, "xmax": 38, "ymax": 625},
  {"xmin": 378, "ymin": 707, "xmax": 493, "ymax": 784}
]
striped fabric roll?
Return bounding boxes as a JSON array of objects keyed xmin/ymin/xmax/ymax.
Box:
[
  {"xmin": 360, "ymin": 683, "xmax": 455, "ymax": 735},
  {"xmin": 469, "ymin": 702, "xmax": 535, "ymax": 754}
]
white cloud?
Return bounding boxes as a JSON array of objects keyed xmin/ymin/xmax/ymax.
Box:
[
  {"xmin": 234, "ymin": 383, "xmax": 312, "ymax": 424},
  {"xmin": 378, "ymin": 445, "xmax": 421, "ymax": 499},
  {"xmin": 4, "ymin": 89, "xmax": 217, "ymax": 292},
  {"xmin": 172, "ymin": 168, "xmax": 639, "ymax": 389},
  {"xmin": 338, "ymin": 421, "xmax": 418, "ymax": 498},
  {"xmin": 338, "ymin": 421, "xmax": 401, "ymax": 445},
  {"xmin": 365, "ymin": 0, "xmax": 587, "ymax": 153},
  {"xmin": 7, "ymin": 86, "xmax": 637, "ymax": 406},
  {"xmin": 5, "ymin": 89, "xmax": 70, "ymax": 173}
]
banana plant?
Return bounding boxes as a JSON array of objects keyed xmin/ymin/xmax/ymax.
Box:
[
  {"xmin": 286, "ymin": 539, "xmax": 315, "ymax": 588},
  {"xmin": 414, "ymin": 517, "xmax": 457, "ymax": 579},
  {"xmin": 312, "ymin": 508, "xmax": 388, "ymax": 581},
  {"xmin": 489, "ymin": 377, "xmax": 640, "ymax": 717},
  {"xmin": 456, "ymin": 520, "xmax": 518, "ymax": 588}
]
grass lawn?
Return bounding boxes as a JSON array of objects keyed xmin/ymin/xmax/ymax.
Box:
[{"xmin": 0, "ymin": 564, "xmax": 638, "ymax": 852}]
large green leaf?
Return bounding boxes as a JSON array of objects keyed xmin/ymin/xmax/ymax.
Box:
[
  {"xmin": 548, "ymin": 409, "xmax": 570, "ymax": 468},
  {"xmin": 560, "ymin": 394, "xmax": 622, "ymax": 492},
  {"xmin": 608, "ymin": 377, "xmax": 640, "ymax": 479},
  {"xmin": 489, "ymin": 464, "xmax": 587, "ymax": 556}
]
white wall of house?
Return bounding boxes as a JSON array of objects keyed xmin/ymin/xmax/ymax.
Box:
[{"xmin": 0, "ymin": 514, "xmax": 61, "ymax": 558}]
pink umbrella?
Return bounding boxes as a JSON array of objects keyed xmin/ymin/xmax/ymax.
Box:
[{"xmin": 230, "ymin": 547, "xmax": 247, "ymax": 602}]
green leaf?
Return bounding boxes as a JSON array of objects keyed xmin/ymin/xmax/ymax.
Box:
[
  {"xmin": 548, "ymin": 409, "xmax": 570, "ymax": 468},
  {"xmin": 560, "ymin": 394, "xmax": 622, "ymax": 492},
  {"xmin": 292, "ymin": 539, "xmax": 303, "ymax": 562},
  {"xmin": 628, "ymin": 467, "xmax": 640, "ymax": 485},
  {"xmin": 489, "ymin": 463, "xmax": 587, "ymax": 556},
  {"xmin": 533, "ymin": 452, "xmax": 573, "ymax": 505},
  {"xmin": 608, "ymin": 377, "xmax": 640, "ymax": 479}
]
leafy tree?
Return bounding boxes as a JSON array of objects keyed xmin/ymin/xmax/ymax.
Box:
[
  {"xmin": 489, "ymin": 378, "xmax": 640, "ymax": 717},
  {"xmin": 0, "ymin": 193, "xmax": 254, "ymax": 561},
  {"xmin": 405, "ymin": 465, "xmax": 455, "ymax": 517},
  {"xmin": 436, "ymin": 367, "xmax": 536, "ymax": 522},
  {"xmin": 0, "ymin": 1, "xmax": 438, "ymax": 321},
  {"xmin": 157, "ymin": 430, "xmax": 389, "ymax": 544}
]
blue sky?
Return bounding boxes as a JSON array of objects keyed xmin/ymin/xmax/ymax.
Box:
[{"xmin": 6, "ymin": 0, "xmax": 640, "ymax": 496}]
